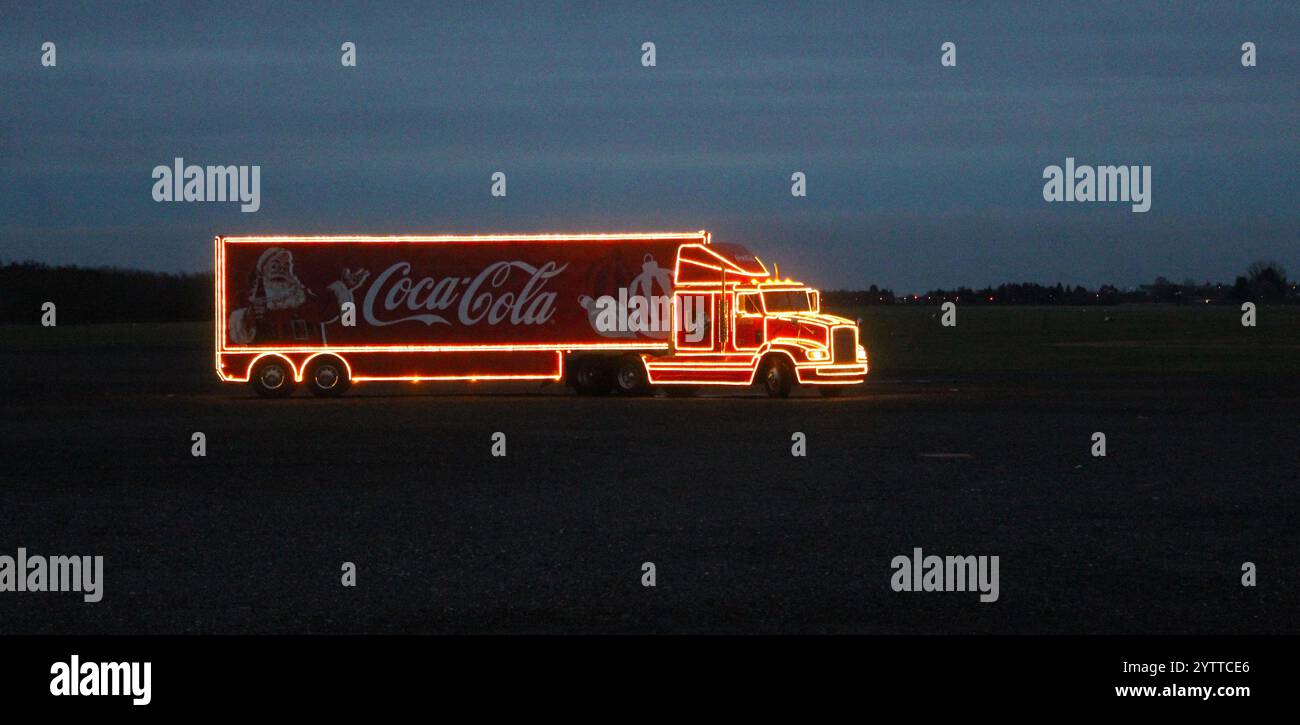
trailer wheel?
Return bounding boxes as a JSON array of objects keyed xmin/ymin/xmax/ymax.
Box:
[
  {"xmin": 760, "ymin": 355, "xmax": 795, "ymax": 398},
  {"xmin": 613, "ymin": 355, "xmax": 651, "ymax": 396},
  {"xmin": 250, "ymin": 357, "xmax": 296, "ymax": 398},
  {"xmin": 305, "ymin": 356, "xmax": 351, "ymax": 397},
  {"xmin": 570, "ymin": 357, "xmax": 613, "ymax": 396}
]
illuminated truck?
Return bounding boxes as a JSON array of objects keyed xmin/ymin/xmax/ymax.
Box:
[{"xmin": 215, "ymin": 232, "xmax": 868, "ymax": 398}]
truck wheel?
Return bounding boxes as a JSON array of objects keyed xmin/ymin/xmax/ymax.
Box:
[
  {"xmin": 760, "ymin": 356, "xmax": 795, "ymax": 398},
  {"xmin": 614, "ymin": 355, "xmax": 651, "ymax": 396},
  {"xmin": 570, "ymin": 357, "xmax": 613, "ymax": 396},
  {"xmin": 250, "ymin": 357, "xmax": 296, "ymax": 398},
  {"xmin": 305, "ymin": 356, "xmax": 351, "ymax": 397}
]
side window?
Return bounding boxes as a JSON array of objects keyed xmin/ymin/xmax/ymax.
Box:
[{"xmin": 739, "ymin": 293, "xmax": 760, "ymax": 314}]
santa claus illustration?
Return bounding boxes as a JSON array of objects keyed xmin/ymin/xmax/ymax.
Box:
[{"xmin": 228, "ymin": 247, "xmax": 369, "ymax": 344}]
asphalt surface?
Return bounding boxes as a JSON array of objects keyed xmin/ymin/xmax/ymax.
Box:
[{"xmin": 1, "ymin": 340, "xmax": 1296, "ymax": 634}]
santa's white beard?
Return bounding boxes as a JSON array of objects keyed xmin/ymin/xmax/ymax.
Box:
[{"xmin": 264, "ymin": 278, "xmax": 307, "ymax": 310}]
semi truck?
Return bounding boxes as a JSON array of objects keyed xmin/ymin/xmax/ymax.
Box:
[{"xmin": 214, "ymin": 232, "xmax": 868, "ymax": 398}]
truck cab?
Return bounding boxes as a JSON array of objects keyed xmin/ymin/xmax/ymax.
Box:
[{"xmin": 636, "ymin": 242, "xmax": 868, "ymax": 397}]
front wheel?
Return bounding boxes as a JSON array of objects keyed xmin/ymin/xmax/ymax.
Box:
[
  {"xmin": 760, "ymin": 356, "xmax": 795, "ymax": 398},
  {"xmin": 250, "ymin": 357, "xmax": 296, "ymax": 398}
]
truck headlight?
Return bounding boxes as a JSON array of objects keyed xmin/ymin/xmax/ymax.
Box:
[
  {"xmin": 808, "ymin": 349, "xmax": 829, "ymax": 361},
  {"xmin": 856, "ymin": 345, "xmax": 867, "ymax": 362}
]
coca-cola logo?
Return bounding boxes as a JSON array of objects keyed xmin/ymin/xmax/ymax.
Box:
[{"xmin": 362, "ymin": 260, "xmax": 567, "ymax": 327}]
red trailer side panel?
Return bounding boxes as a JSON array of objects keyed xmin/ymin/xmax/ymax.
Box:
[{"xmin": 217, "ymin": 234, "xmax": 700, "ymax": 351}]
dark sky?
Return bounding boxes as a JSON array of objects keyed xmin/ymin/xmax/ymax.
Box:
[{"xmin": 2, "ymin": 1, "xmax": 1296, "ymax": 292}]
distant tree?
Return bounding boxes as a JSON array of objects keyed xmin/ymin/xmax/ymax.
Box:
[
  {"xmin": 1231, "ymin": 276, "xmax": 1251, "ymax": 301},
  {"xmin": 1247, "ymin": 260, "xmax": 1287, "ymax": 283},
  {"xmin": 1246, "ymin": 261, "xmax": 1288, "ymax": 302}
]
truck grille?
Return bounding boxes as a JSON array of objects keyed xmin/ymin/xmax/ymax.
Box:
[{"xmin": 832, "ymin": 328, "xmax": 855, "ymax": 363}]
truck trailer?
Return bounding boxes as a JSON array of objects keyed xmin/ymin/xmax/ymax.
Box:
[{"xmin": 214, "ymin": 231, "xmax": 868, "ymax": 398}]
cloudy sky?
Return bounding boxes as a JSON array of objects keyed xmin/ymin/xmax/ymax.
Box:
[{"xmin": 1, "ymin": 1, "xmax": 1296, "ymax": 292}]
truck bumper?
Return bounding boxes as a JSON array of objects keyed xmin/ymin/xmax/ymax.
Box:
[{"xmin": 795, "ymin": 362, "xmax": 868, "ymax": 384}]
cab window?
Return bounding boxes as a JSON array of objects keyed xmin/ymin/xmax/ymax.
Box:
[
  {"xmin": 738, "ymin": 293, "xmax": 761, "ymax": 314},
  {"xmin": 761, "ymin": 290, "xmax": 813, "ymax": 313}
]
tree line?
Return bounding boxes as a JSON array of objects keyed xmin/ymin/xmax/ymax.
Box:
[
  {"xmin": 825, "ymin": 261, "xmax": 1294, "ymax": 307},
  {"xmin": 0, "ymin": 259, "xmax": 1294, "ymax": 324},
  {"xmin": 0, "ymin": 261, "xmax": 210, "ymax": 324}
]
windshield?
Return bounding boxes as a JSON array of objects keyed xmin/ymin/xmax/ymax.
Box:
[{"xmin": 761, "ymin": 290, "xmax": 813, "ymax": 313}]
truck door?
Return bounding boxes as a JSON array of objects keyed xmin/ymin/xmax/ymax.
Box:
[{"xmin": 733, "ymin": 291, "xmax": 764, "ymax": 350}]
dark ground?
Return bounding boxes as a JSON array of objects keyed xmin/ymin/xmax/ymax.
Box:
[{"xmin": 1, "ymin": 321, "xmax": 1297, "ymax": 634}]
